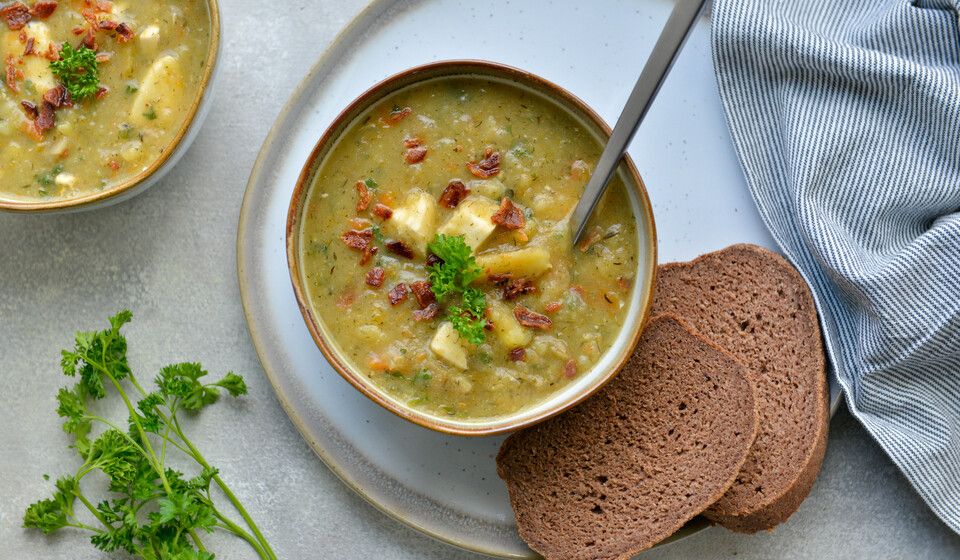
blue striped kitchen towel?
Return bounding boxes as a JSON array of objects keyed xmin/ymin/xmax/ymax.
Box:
[{"xmin": 712, "ymin": 0, "xmax": 960, "ymax": 532}]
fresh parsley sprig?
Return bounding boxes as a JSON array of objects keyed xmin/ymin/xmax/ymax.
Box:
[
  {"xmin": 50, "ymin": 43, "xmax": 100, "ymax": 101},
  {"xmin": 428, "ymin": 234, "xmax": 487, "ymax": 344},
  {"xmin": 24, "ymin": 311, "xmax": 276, "ymax": 560}
]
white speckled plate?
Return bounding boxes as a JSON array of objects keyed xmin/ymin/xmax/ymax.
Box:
[{"xmin": 237, "ymin": 0, "xmax": 842, "ymax": 557}]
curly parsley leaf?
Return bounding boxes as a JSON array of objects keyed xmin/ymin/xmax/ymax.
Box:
[
  {"xmin": 23, "ymin": 476, "xmax": 79, "ymax": 534},
  {"xmin": 50, "ymin": 43, "xmax": 100, "ymax": 101},
  {"xmin": 427, "ymin": 235, "xmax": 487, "ymax": 343}
]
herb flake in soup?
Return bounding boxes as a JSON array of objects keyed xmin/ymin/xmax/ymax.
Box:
[
  {"xmin": 299, "ymin": 77, "xmax": 639, "ymax": 420},
  {"xmin": 0, "ymin": 0, "xmax": 212, "ymax": 201}
]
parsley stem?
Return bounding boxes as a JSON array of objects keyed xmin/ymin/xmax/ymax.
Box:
[
  {"xmin": 190, "ymin": 531, "xmax": 208, "ymax": 552},
  {"xmin": 66, "ymin": 522, "xmax": 104, "ymax": 533},
  {"xmin": 213, "ymin": 511, "xmax": 268, "ymax": 559},
  {"xmin": 172, "ymin": 415, "xmax": 277, "ymax": 560},
  {"xmin": 74, "ymin": 490, "xmax": 112, "ymax": 530}
]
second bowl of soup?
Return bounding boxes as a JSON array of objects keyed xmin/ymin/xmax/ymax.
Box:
[
  {"xmin": 287, "ymin": 61, "xmax": 656, "ymax": 435},
  {"xmin": 0, "ymin": 0, "xmax": 220, "ymax": 212}
]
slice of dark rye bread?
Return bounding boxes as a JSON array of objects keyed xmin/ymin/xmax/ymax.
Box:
[
  {"xmin": 652, "ymin": 244, "xmax": 829, "ymax": 533},
  {"xmin": 496, "ymin": 315, "xmax": 759, "ymax": 560}
]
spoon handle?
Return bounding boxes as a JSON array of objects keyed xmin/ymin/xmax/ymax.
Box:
[{"xmin": 571, "ymin": 0, "xmax": 708, "ymax": 243}]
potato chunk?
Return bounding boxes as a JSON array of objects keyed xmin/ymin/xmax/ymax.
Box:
[
  {"xmin": 476, "ymin": 247, "xmax": 553, "ymax": 278},
  {"xmin": 130, "ymin": 55, "xmax": 186, "ymax": 127},
  {"xmin": 430, "ymin": 322, "xmax": 468, "ymax": 370},
  {"xmin": 467, "ymin": 178, "xmax": 507, "ymax": 200},
  {"xmin": 488, "ymin": 300, "xmax": 532, "ymax": 348},
  {"xmin": 384, "ymin": 188, "xmax": 438, "ymax": 256},
  {"xmin": 437, "ymin": 196, "xmax": 500, "ymax": 251},
  {"xmin": 3, "ymin": 23, "xmax": 56, "ymax": 91}
]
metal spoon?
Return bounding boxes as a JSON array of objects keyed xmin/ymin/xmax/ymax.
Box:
[{"xmin": 571, "ymin": 0, "xmax": 708, "ymax": 243}]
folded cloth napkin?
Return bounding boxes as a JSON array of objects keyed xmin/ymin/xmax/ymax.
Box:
[{"xmin": 712, "ymin": 0, "xmax": 960, "ymax": 532}]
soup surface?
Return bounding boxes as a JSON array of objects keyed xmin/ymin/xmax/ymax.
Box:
[
  {"xmin": 299, "ymin": 76, "xmax": 639, "ymax": 420},
  {"xmin": 0, "ymin": 0, "xmax": 211, "ymax": 201}
]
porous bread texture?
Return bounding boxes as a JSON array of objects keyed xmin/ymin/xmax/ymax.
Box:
[
  {"xmin": 652, "ymin": 244, "xmax": 829, "ymax": 533},
  {"xmin": 497, "ymin": 315, "xmax": 758, "ymax": 560}
]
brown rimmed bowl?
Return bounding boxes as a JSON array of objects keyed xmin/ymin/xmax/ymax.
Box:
[
  {"xmin": 286, "ymin": 60, "xmax": 657, "ymax": 436},
  {"xmin": 0, "ymin": 0, "xmax": 222, "ymax": 214}
]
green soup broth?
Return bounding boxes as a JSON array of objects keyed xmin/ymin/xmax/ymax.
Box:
[{"xmin": 300, "ymin": 76, "xmax": 639, "ymax": 421}]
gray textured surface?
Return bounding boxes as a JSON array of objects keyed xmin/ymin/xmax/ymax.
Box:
[{"xmin": 2, "ymin": 1, "xmax": 960, "ymax": 558}]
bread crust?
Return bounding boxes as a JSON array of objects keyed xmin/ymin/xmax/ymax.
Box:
[{"xmin": 654, "ymin": 244, "xmax": 829, "ymax": 532}]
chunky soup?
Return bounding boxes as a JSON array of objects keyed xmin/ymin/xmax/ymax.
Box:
[
  {"xmin": 0, "ymin": 0, "xmax": 211, "ymax": 201},
  {"xmin": 299, "ymin": 76, "xmax": 639, "ymax": 420}
]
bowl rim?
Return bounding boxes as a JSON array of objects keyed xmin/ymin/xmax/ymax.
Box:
[
  {"xmin": 286, "ymin": 59, "xmax": 657, "ymax": 436},
  {"xmin": 0, "ymin": 0, "xmax": 222, "ymax": 213}
]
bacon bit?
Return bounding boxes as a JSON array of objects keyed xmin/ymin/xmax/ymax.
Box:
[
  {"xmin": 544, "ymin": 301, "xmax": 564, "ymax": 314},
  {"xmin": 388, "ymin": 283, "xmax": 408, "ymax": 305},
  {"xmin": 412, "ymin": 302, "xmax": 439, "ymax": 321},
  {"xmin": 35, "ymin": 101, "xmax": 55, "ymax": 132},
  {"xmin": 42, "ymin": 84, "xmax": 71, "ymax": 108},
  {"xmin": 23, "ymin": 120, "xmax": 43, "ymax": 141},
  {"xmin": 385, "ymin": 106, "xmax": 412, "ymax": 124},
  {"xmin": 5, "ymin": 55, "xmax": 21, "ymax": 93},
  {"xmin": 563, "ymin": 359, "xmax": 577, "ymax": 379},
  {"xmin": 491, "ymin": 197, "xmax": 525, "ymax": 230},
  {"xmin": 80, "ymin": 8, "xmax": 97, "ymax": 25},
  {"xmin": 20, "ymin": 100, "xmax": 38, "ymax": 119},
  {"xmin": 570, "ymin": 285, "xmax": 586, "ymax": 298},
  {"xmin": 438, "ymin": 180, "xmax": 469, "ymax": 208},
  {"xmin": 365, "ymin": 266, "xmax": 385, "ymax": 288},
  {"xmin": 509, "ymin": 348, "xmax": 526, "ymax": 362},
  {"xmin": 372, "ymin": 203, "xmax": 393, "ymax": 220},
  {"xmin": 29, "ymin": 1, "xmax": 57, "ymax": 19},
  {"xmin": 98, "ymin": 19, "xmax": 119, "ymax": 31},
  {"xmin": 1, "ymin": 2, "xmax": 31, "ymax": 30},
  {"xmin": 72, "ymin": 26, "xmax": 85, "ymax": 35},
  {"xmin": 578, "ymin": 225, "xmax": 603, "ymax": 252},
  {"xmin": 425, "ymin": 253, "xmax": 443, "ymax": 268},
  {"xmin": 95, "ymin": 51, "xmax": 112, "ymax": 63},
  {"xmin": 94, "ymin": 86, "xmax": 108, "ymax": 99},
  {"xmin": 487, "ymin": 273, "xmax": 512, "ymax": 284},
  {"xmin": 355, "ymin": 180, "xmax": 371, "ymax": 212},
  {"xmin": 43, "ymin": 42, "xmax": 58, "ymax": 60},
  {"xmin": 23, "ymin": 36, "xmax": 34, "ymax": 55},
  {"xmin": 340, "ymin": 228, "xmax": 378, "ymax": 265},
  {"xmin": 467, "ymin": 148, "xmax": 501, "ymax": 178},
  {"xmin": 617, "ymin": 276, "xmax": 631, "ymax": 291},
  {"xmin": 96, "ymin": 0, "xmax": 113, "ymax": 11},
  {"xmin": 386, "ymin": 239, "xmax": 414, "ymax": 259},
  {"xmin": 404, "ymin": 147, "xmax": 427, "ymax": 164},
  {"xmin": 409, "ymin": 281, "xmax": 436, "ymax": 309},
  {"xmin": 81, "ymin": 28, "xmax": 97, "ymax": 50},
  {"xmin": 336, "ymin": 291, "xmax": 356, "ymax": 309},
  {"xmin": 106, "ymin": 159, "xmax": 120, "ymax": 172},
  {"xmin": 503, "ymin": 278, "xmax": 536, "ymax": 300},
  {"xmin": 403, "ymin": 138, "xmax": 427, "ymax": 164},
  {"xmin": 514, "ymin": 305, "xmax": 553, "ymax": 330},
  {"xmin": 114, "ymin": 22, "xmax": 134, "ymax": 43}
]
